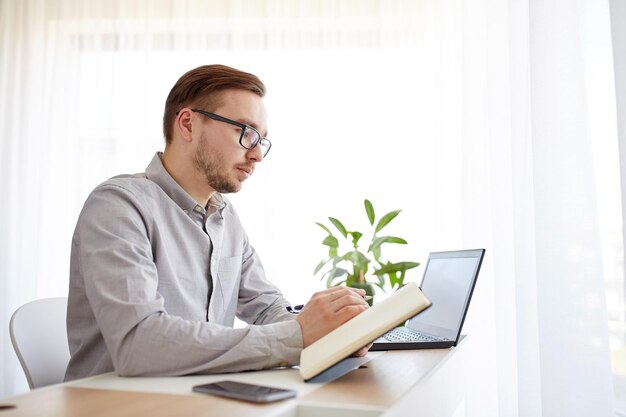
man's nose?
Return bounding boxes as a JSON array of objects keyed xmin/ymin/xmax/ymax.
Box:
[{"xmin": 246, "ymin": 144, "xmax": 264, "ymax": 162}]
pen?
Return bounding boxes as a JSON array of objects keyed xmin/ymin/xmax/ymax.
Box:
[{"xmin": 286, "ymin": 295, "xmax": 372, "ymax": 313}]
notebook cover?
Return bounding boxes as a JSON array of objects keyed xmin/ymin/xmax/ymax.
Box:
[{"xmin": 299, "ymin": 282, "xmax": 431, "ymax": 381}]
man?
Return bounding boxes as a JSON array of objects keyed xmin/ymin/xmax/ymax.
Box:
[{"xmin": 65, "ymin": 64, "xmax": 369, "ymax": 381}]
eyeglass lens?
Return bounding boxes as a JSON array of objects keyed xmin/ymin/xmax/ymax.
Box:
[{"xmin": 242, "ymin": 128, "xmax": 270, "ymax": 156}]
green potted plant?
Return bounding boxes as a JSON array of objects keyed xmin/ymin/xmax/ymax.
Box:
[{"xmin": 314, "ymin": 199, "xmax": 420, "ymax": 304}]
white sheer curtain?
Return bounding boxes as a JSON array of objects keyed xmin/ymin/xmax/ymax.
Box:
[
  {"xmin": 0, "ymin": 0, "xmax": 618, "ymax": 415},
  {"xmin": 610, "ymin": 0, "xmax": 626, "ymax": 414}
]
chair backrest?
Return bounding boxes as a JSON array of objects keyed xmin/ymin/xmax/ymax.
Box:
[{"xmin": 9, "ymin": 297, "xmax": 70, "ymax": 389}]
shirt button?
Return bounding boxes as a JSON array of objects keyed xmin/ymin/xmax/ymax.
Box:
[
  {"xmin": 194, "ymin": 205, "xmax": 203, "ymax": 213},
  {"xmin": 183, "ymin": 209, "xmax": 189, "ymax": 214}
]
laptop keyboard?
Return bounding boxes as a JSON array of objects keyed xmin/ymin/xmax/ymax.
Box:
[{"xmin": 383, "ymin": 327, "xmax": 443, "ymax": 342}]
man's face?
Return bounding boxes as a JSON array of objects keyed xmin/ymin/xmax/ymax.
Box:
[{"xmin": 192, "ymin": 89, "xmax": 268, "ymax": 194}]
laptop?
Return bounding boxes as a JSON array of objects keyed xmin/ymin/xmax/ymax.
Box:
[{"xmin": 370, "ymin": 248, "xmax": 485, "ymax": 350}]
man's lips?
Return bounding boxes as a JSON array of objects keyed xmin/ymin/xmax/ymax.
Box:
[{"xmin": 236, "ymin": 166, "xmax": 253, "ymax": 179}]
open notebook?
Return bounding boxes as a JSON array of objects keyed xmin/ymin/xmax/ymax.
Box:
[{"xmin": 299, "ymin": 282, "xmax": 431, "ymax": 381}]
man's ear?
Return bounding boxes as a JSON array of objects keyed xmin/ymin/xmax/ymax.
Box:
[{"xmin": 175, "ymin": 108, "xmax": 194, "ymax": 143}]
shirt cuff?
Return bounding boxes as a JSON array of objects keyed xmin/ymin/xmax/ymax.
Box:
[{"xmin": 266, "ymin": 319, "xmax": 304, "ymax": 368}]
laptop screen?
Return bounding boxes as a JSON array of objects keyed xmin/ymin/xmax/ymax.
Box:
[{"xmin": 407, "ymin": 249, "xmax": 484, "ymax": 341}]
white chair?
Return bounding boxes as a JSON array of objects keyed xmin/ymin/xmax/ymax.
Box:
[{"xmin": 9, "ymin": 297, "xmax": 70, "ymax": 389}]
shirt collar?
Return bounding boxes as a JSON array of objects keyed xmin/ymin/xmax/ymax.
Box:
[{"xmin": 145, "ymin": 152, "xmax": 227, "ymax": 218}]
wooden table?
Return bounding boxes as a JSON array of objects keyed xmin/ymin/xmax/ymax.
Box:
[{"xmin": 0, "ymin": 338, "xmax": 471, "ymax": 417}]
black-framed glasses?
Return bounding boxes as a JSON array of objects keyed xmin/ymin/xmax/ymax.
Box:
[{"xmin": 190, "ymin": 109, "xmax": 272, "ymax": 157}]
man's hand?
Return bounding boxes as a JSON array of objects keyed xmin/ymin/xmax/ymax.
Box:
[
  {"xmin": 352, "ymin": 343, "xmax": 373, "ymax": 357},
  {"xmin": 295, "ymin": 286, "xmax": 369, "ymax": 348}
]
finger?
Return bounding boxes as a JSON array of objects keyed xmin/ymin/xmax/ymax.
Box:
[
  {"xmin": 342, "ymin": 287, "xmax": 367, "ymax": 299},
  {"xmin": 310, "ymin": 286, "xmax": 350, "ymax": 301},
  {"xmin": 353, "ymin": 342, "xmax": 372, "ymax": 357},
  {"xmin": 323, "ymin": 287, "xmax": 367, "ymax": 304},
  {"xmin": 323, "ymin": 286, "xmax": 366, "ymax": 298},
  {"xmin": 330, "ymin": 293, "xmax": 369, "ymax": 312},
  {"xmin": 335, "ymin": 304, "xmax": 368, "ymax": 325},
  {"xmin": 321, "ymin": 286, "xmax": 354, "ymax": 295},
  {"xmin": 354, "ymin": 347, "xmax": 368, "ymax": 357},
  {"xmin": 302, "ymin": 288, "xmax": 345, "ymax": 311},
  {"xmin": 347, "ymin": 287, "xmax": 367, "ymax": 296}
]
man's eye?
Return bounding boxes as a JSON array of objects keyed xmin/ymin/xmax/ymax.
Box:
[{"xmin": 241, "ymin": 129, "xmax": 259, "ymax": 146}]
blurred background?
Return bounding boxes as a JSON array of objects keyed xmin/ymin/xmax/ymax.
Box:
[{"xmin": 0, "ymin": 1, "xmax": 624, "ymax": 416}]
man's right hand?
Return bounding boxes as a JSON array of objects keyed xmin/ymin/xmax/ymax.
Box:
[{"xmin": 294, "ymin": 286, "xmax": 369, "ymax": 348}]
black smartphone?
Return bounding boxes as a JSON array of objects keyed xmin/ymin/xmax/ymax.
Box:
[{"xmin": 192, "ymin": 380, "xmax": 297, "ymax": 403}]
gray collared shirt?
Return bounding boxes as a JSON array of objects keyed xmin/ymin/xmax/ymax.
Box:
[{"xmin": 65, "ymin": 152, "xmax": 302, "ymax": 381}]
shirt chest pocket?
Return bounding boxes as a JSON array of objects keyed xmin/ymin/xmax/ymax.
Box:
[{"xmin": 216, "ymin": 256, "xmax": 242, "ymax": 306}]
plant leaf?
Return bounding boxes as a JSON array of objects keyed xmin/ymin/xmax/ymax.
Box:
[
  {"xmin": 398, "ymin": 261, "xmax": 420, "ymax": 270},
  {"xmin": 327, "ymin": 274, "xmax": 344, "ymax": 287},
  {"xmin": 343, "ymin": 250, "xmax": 370, "ymax": 268},
  {"xmin": 367, "ymin": 236, "xmax": 408, "ymax": 253},
  {"xmin": 373, "ymin": 261, "xmax": 420, "ymax": 276},
  {"xmin": 320, "ymin": 269, "xmax": 330, "ymax": 282},
  {"xmin": 396, "ymin": 270, "xmax": 407, "ymax": 289},
  {"xmin": 331, "ymin": 268, "xmax": 348, "ymax": 278},
  {"xmin": 315, "ymin": 222, "xmax": 332, "ymax": 235},
  {"xmin": 364, "ymin": 199, "xmax": 375, "ymax": 225},
  {"xmin": 329, "ymin": 217, "xmax": 348, "ymax": 238},
  {"xmin": 386, "ymin": 236, "xmax": 407, "ymax": 244},
  {"xmin": 375, "ymin": 210, "xmax": 401, "ymax": 233},
  {"xmin": 359, "ymin": 251, "xmax": 371, "ymax": 264},
  {"xmin": 314, "ymin": 258, "xmax": 330, "ymax": 275},
  {"xmin": 349, "ymin": 231, "xmax": 363, "ymax": 247},
  {"xmin": 376, "ymin": 273, "xmax": 385, "ymax": 288},
  {"xmin": 345, "ymin": 274, "xmax": 358, "ymax": 287},
  {"xmin": 325, "ymin": 268, "xmax": 348, "ymax": 288},
  {"xmin": 388, "ymin": 270, "xmax": 398, "ymax": 288},
  {"xmin": 322, "ymin": 235, "xmax": 339, "ymax": 247}
]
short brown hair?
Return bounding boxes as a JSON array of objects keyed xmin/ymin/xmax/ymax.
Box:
[{"xmin": 162, "ymin": 65, "xmax": 266, "ymax": 143}]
